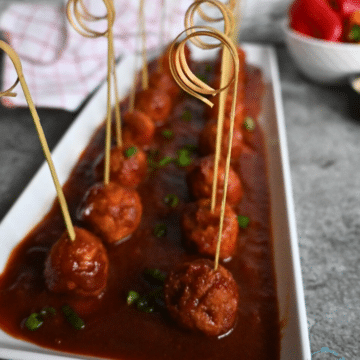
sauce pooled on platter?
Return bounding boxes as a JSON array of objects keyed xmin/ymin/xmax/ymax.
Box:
[{"xmin": 0, "ymin": 55, "xmax": 280, "ymax": 360}]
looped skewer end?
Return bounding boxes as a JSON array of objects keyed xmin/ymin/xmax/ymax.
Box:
[{"xmin": 168, "ymin": 26, "xmax": 238, "ymax": 108}]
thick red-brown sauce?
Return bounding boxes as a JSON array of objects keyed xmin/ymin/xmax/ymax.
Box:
[{"xmin": 0, "ymin": 59, "xmax": 280, "ymax": 359}]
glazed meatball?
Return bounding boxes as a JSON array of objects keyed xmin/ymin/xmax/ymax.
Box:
[
  {"xmin": 199, "ymin": 118, "xmax": 250, "ymax": 159},
  {"xmin": 94, "ymin": 145, "xmax": 147, "ymax": 188},
  {"xmin": 182, "ymin": 199, "xmax": 239, "ymax": 260},
  {"xmin": 149, "ymin": 71, "xmax": 180, "ymax": 98},
  {"xmin": 164, "ymin": 259, "xmax": 239, "ymax": 336},
  {"xmin": 78, "ymin": 182, "xmax": 142, "ymax": 244},
  {"xmin": 122, "ymin": 110, "xmax": 155, "ymax": 148},
  {"xmin": 44, "ymin": 227, "xmax": 109, "ymax": 297},
  {"xmin": 134, "ymin": 88, "xmax": 172, "ymax": 126},
  {"xmin": 187, "ymin": 155, "xmax": 243, "ymax": 206}
]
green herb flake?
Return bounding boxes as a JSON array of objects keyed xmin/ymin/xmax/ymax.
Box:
[
  {"xmin": 125, "ymin": 146, "xmax": 138, "ymax": 158},
  {"xmin": 154, "ymin": 223, "xmax": 167, "ymax": 237},
  {"xmin": 158, "ymin": 156, "xmax": 174, "ymax": 168},
  {"xmin": 164, "ymin": 193, "xmax": 179, "ymax": 208},
  {"xmin": 176, "ymin": 148, "xmax": 192, "ymax": 167},
  {"xmin": 61, "ymin": 305, "xmax": 85, "ymax": 330},
  {"xmin": 161, "ymin": 129, "xmax": 174, "ymax": 140},
  {"xmin": 205, "ymin": 64, "xmax": 213, "ymax": 73},
  {"xmin": 127, "ymin": 291, "xmax": 141, "ymax": 305},
  {"xmin": 237, "ymin": 215, "xmax": 250, "ymax": 229},
  {"xmin": 136, "ymin": 298, "xmax": 155, "ymax": 313},
  {"xmin": 181, "ymin": 110, "xmax": 193, "ymax": 122},
  {"xmin": 39, "ymin": 307, "xmax": 56, "ymax": 317},
  {"xmin": 349, "ymin": 24, "xmax": 360, "ymax": 42},
  {"xmin": 244, "ymin": 117, "xmax": 255, "ymax": 132},
  {"xmin": 25, "ymin": 313, "xmax": 44, "ymax": 331},
  {"xmin": 144, "ymin": 268, "xmax": 167, "ymax": 283}
]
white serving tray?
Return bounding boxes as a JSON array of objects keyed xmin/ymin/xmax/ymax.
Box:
[{"xmin": 0, "ymin": 44, "xmax": 311, "ymax": 360}]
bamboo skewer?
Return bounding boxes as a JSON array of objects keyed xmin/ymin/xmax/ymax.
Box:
[
  {"xmin": 184, "ymin": 0, "xmax": 235, "ymax": 212},
  {"xmin": 168, "ymin": 27, "xmax": 239, "ymax": 270},
  {"xmin": 139, "ymin": 0, "xmax": 149, "ymax": 90},
  {"xmin": 67, "ymin": 0, "xmax": 121, "ymax": 185},
  {"xmin": 0, "ymin": 41, "xmax": 76, "ymax": 242}
]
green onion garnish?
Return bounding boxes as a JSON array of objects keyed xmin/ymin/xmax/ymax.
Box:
[
  {"xmin": 164, "ymin": 193, "xmax": 179, "ymax": 208},
  {"xmin": 244, "ymin": 117, "xmax": 255, "ymax": 132},
  {"xmin": 349, "ymin": 24, "xmax": 360, "ymax": 42},
  {"xmin": 158, "ymin": 156, "xmax": 174, "ymax": 167},
  {"xmin": 205, "ymin": 64, "xmax": 213, "ymax": 73},
  {"xmin": 161, "ymin": 129, "xmax": 174, "ymax": 140},
  {"xmin": 136, "ymin": 298, "xmax": 155, "ymax": 313},
  {"xmin": 61, "ymin": 305, "xmax": 85, "ymax": 330},
  {"xmin": 143, "ymin": 268, "xmax": 167, "ymax": 283},
  {"xmin": 181, "ymin": 110, "xmax": 192, "ymax": 122},
  {"xmin": 176, "ymin": 148, "xmax": 192, "ymax": 167},
  {"xmin": 237, "ymin": 215, "xmax": 250, "ymax": 229},
  {"xmin": 125, "ymin": 146, "xmax": 138, "ymax": 158},
  {"xmin": 154, "ymin": 223, "xmax": 167, "ymax": 237},
  {"xmin": 39, "ymin": 307, "xmax": 56, "ymax": 317},
  {"xmin": 127, "ymin": 290, "xmax": 141, "ymax": 305},
  {"xmin": 25, "ymin": 313, "xmax": 44, "ymax": 331}
]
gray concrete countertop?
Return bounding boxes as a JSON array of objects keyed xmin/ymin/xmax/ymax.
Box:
[{"xmin": 0, "ymin": 45, "xmax": 359, "ymax": 359}]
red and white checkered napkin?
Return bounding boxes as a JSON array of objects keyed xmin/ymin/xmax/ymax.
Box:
[{"xmin": 0, "ymin": 0, "xmax": 191, "ymax": 111}]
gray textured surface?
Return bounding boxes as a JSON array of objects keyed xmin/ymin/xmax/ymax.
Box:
[{"xmin": 0, "ymin": 44, "xmax": 359, "ymax": 359}]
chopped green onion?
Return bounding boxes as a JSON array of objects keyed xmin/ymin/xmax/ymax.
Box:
[
  {"xmin": 158, "ymin": 156, "xmax": 174, "ymax": 167},
  {"xmin": 183, "ymin": 144, "xmax": 197, "ymax": 153},
  {"xmin": 125, "ymin": 146, "xmax": 138, "ymax": 158},
  {"xmin": 143, "ymin": 268, "xmax": 167, "ymax": 283},
  {"xmin": 127, "ymin": 291, "xmax": 141, "ymax": 305},
  {"xmin": 176, "ymin": 148, "xmax": 192, "ymax": 167},
  {"xmin": 161, "ymin": 129, "xmax": 174, "ymax": 140},
  {"xmin": 244, "ymin": 117, "xmax": 255, "ymax": 132},
  {"xmin": 205, "ymin": 64, "xmax": 213, "ymax": 73},
  {"xmin": 154, "ymin": 223, "xmax": 167, "ymax": 237},
  {"xmin": 61, "ymin": 305, "xmax": 85, "ymax": 330},
  {"xmin": 196, "ymin": 74, "xmax": 207, "ymax": 83},
  {"xmin": 164, "ymin": 193, "xmax": 179, "ymax": 208},
  {"xmin": 181, "ymin": 110, "xmax": 192, "ymax": 122},
  {"xmin": 25, "ymin": 313, "xmax": 44, "ymax": 331},
  {"xmin": 349, "ymin": 24, "xmax": 360, "ymax": 42},
  {"xmin": 39, "ymin": 307, "xmax": 56, "ymax": 317},
  {"xmin": 136, "ymin": 298, "xmax": 154, "ymax": 313},
  {"xmin": 237, "ymin": 215, "xmax": 250, "ymax": 229}
]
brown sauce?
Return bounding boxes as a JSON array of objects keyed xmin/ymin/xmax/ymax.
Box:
[{"xmin": 0, "ymin": 57, "xmax": 280, "ymax": 359}]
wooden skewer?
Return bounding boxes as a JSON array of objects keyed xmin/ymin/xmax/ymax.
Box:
[
  {"xmin": 0, "ymin": 41, "xmax": 76, "ymax": 242},
  {"xmin": 139, "ymin": 0, "xmax": 149, "ymax": 90},
  {"xmin": 67, "ymin": 0, "xmax": 121, "ymax": 185},
  {"xmin": 168, "ymin": 27, "xmax": 239, "ymax": 271},
  {"xmin": 184, "ymin": 0, "xmax": 235, "ymax": 212}
]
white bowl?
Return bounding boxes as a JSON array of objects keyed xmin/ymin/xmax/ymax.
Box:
[{"xmin": 283, "ymin": 20, "xmax": 360, "ymax": 83}]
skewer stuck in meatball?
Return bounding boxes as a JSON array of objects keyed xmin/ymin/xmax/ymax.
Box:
[
  {"xmin": 78, "ymin": 182, "xmax": 142, "ymax": 244},
  {"xmin": 44, "ymin": 227, "xmax": 109, "ymax": 297},
  {"xmin": 182, "ymin": 199, "xmax": 239, "ymax": 260},
  {"xmin": 94, "ymin": 145, "xmax": 147, "ymax": 188},
  {"xmin": 186, "ymin": 155, "xmax": 243, "ymax": 206},
  {"xmin": 164, "ymin": 259, "xmax": 239, "ymax": 337}
]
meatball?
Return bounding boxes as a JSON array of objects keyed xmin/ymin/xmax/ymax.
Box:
[
  {"xmin": 78, "ymin": 182, "xmax": 142, "ymax": 244},
  {"xmin": 164, "ymin": 259, "xmax": 239, "ymax": 336},
  {"xmin": 44, "ymin": 227, "xmax": 109, "ymax": 297},
  {"xmin": 122, "ymin": 110, "xmax": 155, "ymax": 148},
  {"xmin": 199, "ymin": 118, "xmax": 250, "ymax": 159},
  {"xmin": 134, "ymin": 88, "xmax": 172, "ymax": 126},
  {"xmin": 182, "ymin": 199, "xmax": 239, "ymax": 260},
  {"xmin": 187, "ymin": 155, "xmax": 243, "ymax": 206},
  {"xmin": 94, "ymin": 145, "xmax": 147, "ymax": 188},
  {"xmin": 149, "ymin": 71, "xmax": 180, "ymax": 98}
]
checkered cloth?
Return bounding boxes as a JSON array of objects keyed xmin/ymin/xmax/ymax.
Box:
[{"xmin": 0, "ymin": 0, "xmax": 191, "ymax": 111}]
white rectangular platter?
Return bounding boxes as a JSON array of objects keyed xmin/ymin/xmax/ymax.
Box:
[{"xmin": 0, "ymin": 44, "xmax": 311, "ymax": 360}]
